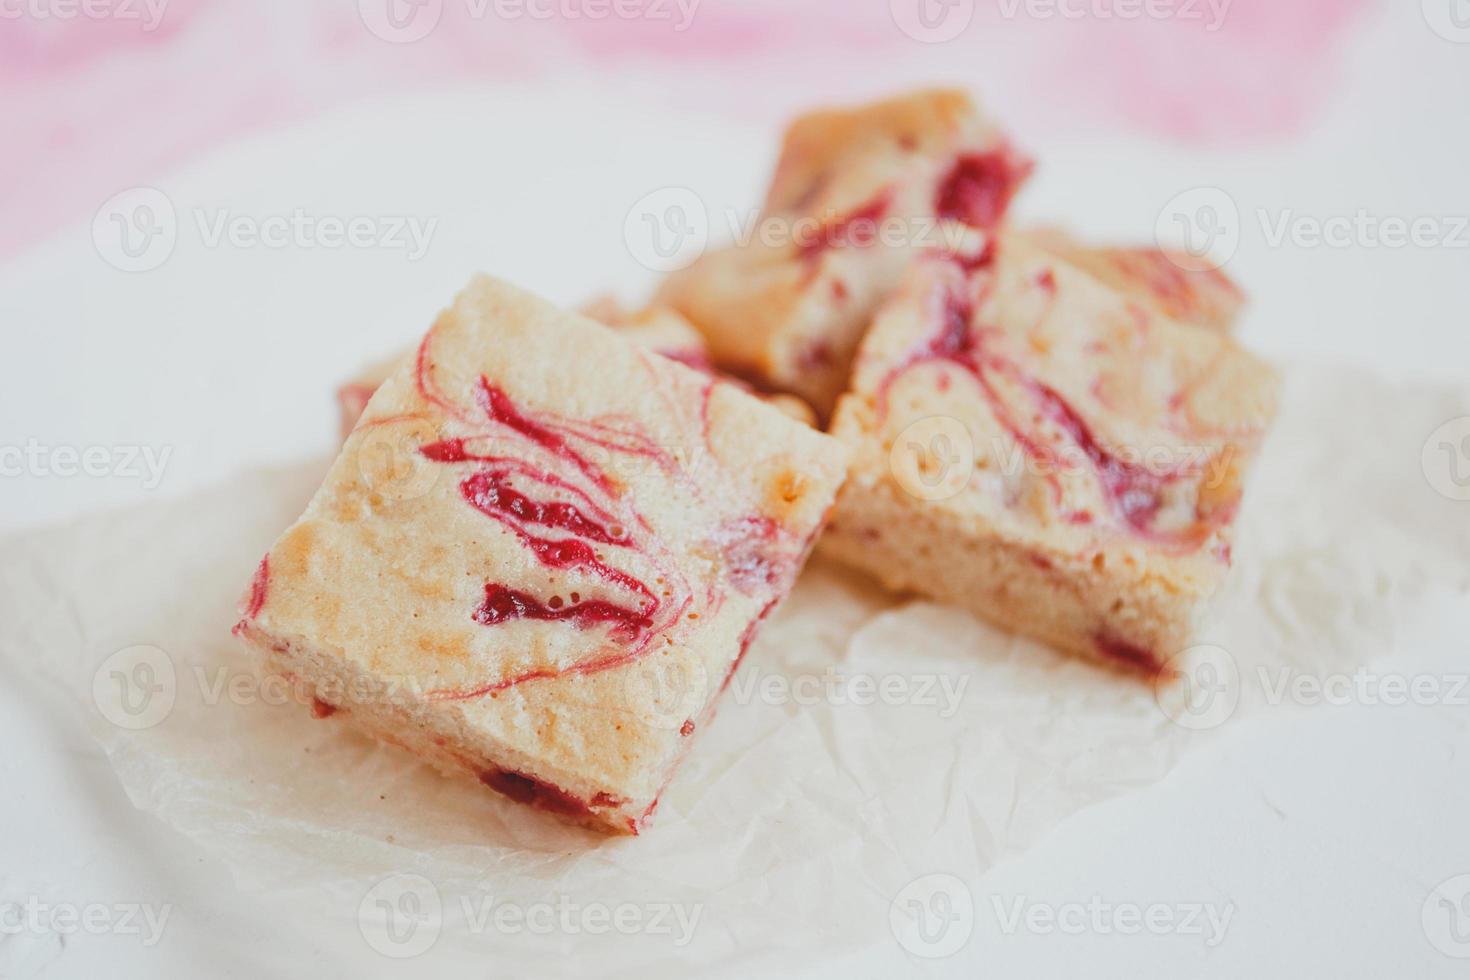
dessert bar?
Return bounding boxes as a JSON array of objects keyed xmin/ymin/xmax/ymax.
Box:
[
  {"xmin": 658, "ymin": 88, "xmax": 1033, "ymax": 416},
  {"xmin": 235, "ymin": 276, "xmax": 850, "ymax": 832},
  {"xmin": 821, "ymin": 235, "xmax": 1278, "ymax": 672}
]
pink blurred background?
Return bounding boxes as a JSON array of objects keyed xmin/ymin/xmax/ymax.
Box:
[{"xmin": 5, "ymin": 0, "xmax": 1378, "ymax": 262}]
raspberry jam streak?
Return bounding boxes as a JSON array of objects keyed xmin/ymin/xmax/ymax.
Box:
[
  {"xmin": 934, "ymin": 147, "xmax": 1034, "ymax": 229},
  {"xmin": 413, "ymin": 344, "xmax": 694, "ymax": 700},
  {"xmin": 231, "ymin": 555, "xmax": 271, "ymax": 635},
  {"xmin": 421, "ymin": 452, "xmax": 658, "ymax": 611},
  {"xmin": 474, "ymin": 585, "xmax": 654, "ymax": 637},
  {"xmin": 478, "ymin": 767, "xmax": 626, "ymax": 823},
  {"xmin": 1093, "ymin": 633, "xmax": 1162, "ymax": 674},
  {"xmin": 457, "ymin": 465, "xmax": 627, "ymax": 547},
  {"xmin": 243, "ymin": 555, "xmax": 269, "ymax": 616},
  {"xmin": 1028, "ymin": 381, "xmax": 1168, "ymax": 532},
  {"xmin": 797, "ymin": 188, "xmax": 893, "ymax": 260},
  {"xmin": 716, "ymin": 515, "xmax": 798, "ymax": 596},
  {"xmin": 878, "ymin": 265, "xmax": 1220, "ymax": 545}
]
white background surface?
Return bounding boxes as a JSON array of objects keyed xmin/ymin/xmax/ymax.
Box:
[{"xmin": 2, "ymin": 6, "xmax": 1469, "ymax": 976}]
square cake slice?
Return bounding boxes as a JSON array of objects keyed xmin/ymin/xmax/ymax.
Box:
[
  {"xmin": 657, "ymin": 88, "xmax": 1032, "ymax": 416},
  {"xmin": 235, "ymin": 276, "xmax": 850, "ymax": 833},
  {"xmin": 822, "ymin": 234, "xmax": 1279, "ymax": 673}
]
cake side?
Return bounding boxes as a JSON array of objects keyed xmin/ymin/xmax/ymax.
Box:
[
  {"xmin": 237, "ymin": 275, "xmax": 850, "ymax": 832},
  {"xmin": 819, "ymin": 476, "xmax": 1208, "ymax": 672}
]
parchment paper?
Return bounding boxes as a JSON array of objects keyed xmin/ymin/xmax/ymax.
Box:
[{"xmin": 1, "ymin": 363, "xmax": 1466, "ymax": 975}]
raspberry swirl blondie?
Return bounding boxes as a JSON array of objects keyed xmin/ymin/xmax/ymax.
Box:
[
  {"xmin": 822, "ymin": 234, "xmax": 1279, "ymax": 672},
  {"xmin": 235, "ymin": 276, "xmax": 849, "ymax": 833},
  {"xmin": 657, "ymin": 88, "xmax": 1034, "ymax": 416}
]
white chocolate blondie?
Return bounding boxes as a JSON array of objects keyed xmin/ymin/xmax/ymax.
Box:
[
  {"xmin": 236, "ymin": 276, "xmax": 850, "ymax": 833},
  {"xmin": 822, "ymin": 235, "xmax": 1278, "ymax": 672}
]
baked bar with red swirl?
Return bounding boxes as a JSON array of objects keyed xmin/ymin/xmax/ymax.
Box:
[
  {"xmin": 822, "ymin": 234, "xmax": 1278, "ymax": 673},
  {"xmin": 235, "ymin": 276, "xmax": 850, "ymax": 833},
  {"xmin": 657, "ymin": 88, "xmax": 1033, "ymax": 417}
]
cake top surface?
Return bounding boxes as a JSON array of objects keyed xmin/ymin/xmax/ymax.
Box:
[
  {"xmin": 835, "ymin": 235, "xmax": 1279, "ymax": 583},
  {"xmin": 1020, "ymin": 228, "xmax": 1245, "ymax": 334}
]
